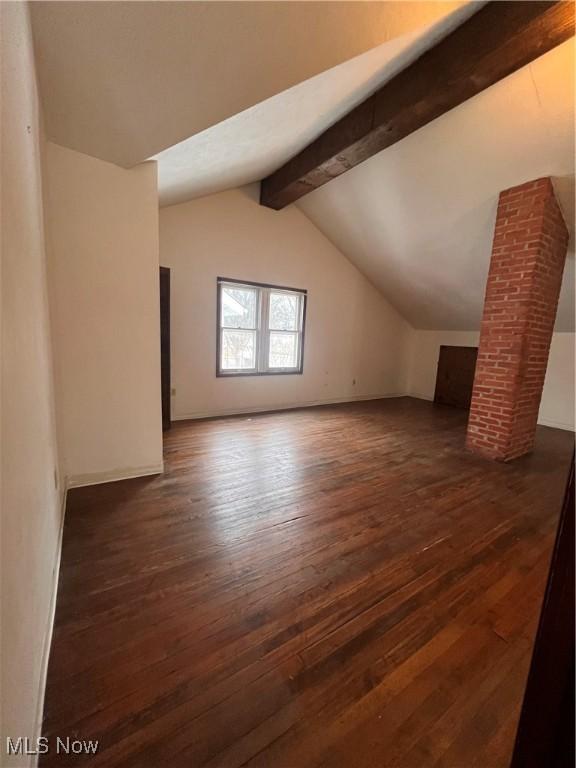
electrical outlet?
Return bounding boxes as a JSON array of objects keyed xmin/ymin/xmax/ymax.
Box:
[
  {"xmin": 352, "ymin": 379, "xmax": 356, "ymax": 386},
  {"xmin": 171, "ymin": 388, "xmax": 176, "ymax": 396}
]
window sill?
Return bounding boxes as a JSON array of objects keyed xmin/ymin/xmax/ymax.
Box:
[{"xmin": 216, "ymin": 370, "xmax": 303, "ymax": 378}]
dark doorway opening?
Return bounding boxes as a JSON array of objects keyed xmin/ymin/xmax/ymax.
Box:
[
  {"xmin": 160, "ymin": 266, "xmax": 171, "ymax": 431},
  {"xmin": 434, "ymin": 345, "xmax": 478, "ymax": 410}
]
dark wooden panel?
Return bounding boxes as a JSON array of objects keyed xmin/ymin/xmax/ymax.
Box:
[
  {"xmin": 40, "ymin": 399, "xmax": 573, "ymax": 767},
  {"xmin": 434, "ymin": 345, "xmax": 478, "ymax": 410},
  {"xmin": 260, "ymin": 1, "xmax": 575, "ymax": 209},
  {"xmin": 511, "ymin": 453, "xmax": 575, "ymax": 768},
  {"xmin": 159, "ymin": 266, "xmax": 171, "ymax": 431}
]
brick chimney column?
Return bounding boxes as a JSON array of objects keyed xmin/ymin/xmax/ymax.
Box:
[{"xmin": 466, "ymin": 178, "xmax": 569, "ymax": 461}]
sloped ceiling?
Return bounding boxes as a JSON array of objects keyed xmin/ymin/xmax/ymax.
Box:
[
  {"xmin": 30, "ymin": 1, "xmax": 574, "ymax": 333},
  {"xmin": 298, "ymin": 39, "xmax": 575, "ymax": 331},
  {"xmin": 154, "ymin": 2, "xmax": 476, "ymax": 205},
  {"xmin": 29, "ymin": 0, "xmax": 465, "ymax": 167}
]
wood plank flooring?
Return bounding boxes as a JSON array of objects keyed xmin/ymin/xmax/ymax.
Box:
[{"xmin": 41, "ymin": 398, "xmax": 574, "ymax": 767}]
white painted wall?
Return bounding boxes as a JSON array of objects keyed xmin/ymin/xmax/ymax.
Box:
[
  {"xmin": 538, "ymin": 333, "xmax": 576, "ymax": 432},
  {"xmin": 159, "ymin": 186, "xmax": 412, "ymax": 419},
  {"xmin": 0, "ymin": 4, "xmax": 63, "ymax": 765},
  {"xmin": 406, "ymin": 330, "xmax": 575, "ymax": 431},
  {"xmin": 44, "ymin": 143, "xmax": 163, "ymax": 485}
]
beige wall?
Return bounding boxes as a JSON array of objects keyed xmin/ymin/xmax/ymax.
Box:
[
  {"xmin": 406, "ymin": 330, "xmax": 575, "ymax": 431},
  {"xmin": 538, "ymin": 333, "xmax": 576, "ymax": 431},
  {"xmin": 0, "ymin": 4, "xmax": 63, "ymax": 764},
  {"xmin": 160, "ymin": 186, "xmax": 412, "ymax": 419},
  {"xmin": 44, "ymin": 143, "xmax": 163, "ymax": 485}
]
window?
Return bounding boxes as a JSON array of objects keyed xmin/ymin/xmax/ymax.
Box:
[{"xmin": 217, "ymin": 278, "xmax": 306, "ymax": 376}]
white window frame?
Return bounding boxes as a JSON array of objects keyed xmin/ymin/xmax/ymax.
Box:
[{"xmin": 217, "ymin": 278, "xmax": 306, "ymax": 376}]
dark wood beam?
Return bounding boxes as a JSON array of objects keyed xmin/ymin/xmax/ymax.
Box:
[{"xmin": 260, "ymin": 1, "xmax": 575, "ymax": 210}]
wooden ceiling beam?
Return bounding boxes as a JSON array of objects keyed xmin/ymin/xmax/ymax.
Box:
[{"xmin": 260, "ymin": 1, "xmax": 575, "ymax": 210}]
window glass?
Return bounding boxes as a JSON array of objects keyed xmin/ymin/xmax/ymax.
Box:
[
  {"xmin": 221, "ymin": 286, "xmax": 257, "ymax": 329},
  {"xmin": 217, "ymin": 280, "xmax": 305, "ymax": 375},
  {"xmin": 269, "ymin": 292, "xmax": 299, "ymax": 331},
  {"xmin": 269, "ymin": 331, "xmax": 298, "ymax": 369},
  {"xmin": 221, "ymin": 329, "xmax": 256, "ymax": 370}
]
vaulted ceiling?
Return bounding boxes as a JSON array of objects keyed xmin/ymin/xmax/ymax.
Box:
[
  {"xmin": 30, "ymin": 0, "xmax": 465, "ymax": 167},
  {"xmin": 153, "ymin": 12, "xmax": 574, "ymax": 332},
  {"xmin": 30, "ymin": 1, "xmax": 574, "ymax": 332},
  {"xmin": 153, "ymin": 3, "xmax": 476, "ymax": 205},
  {"xmin": 298, "ymin": 39, "xmax": 575, "ymax": 331}
]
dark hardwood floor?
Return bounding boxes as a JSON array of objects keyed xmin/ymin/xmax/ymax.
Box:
[{"xmin": 41, "ymin": 398, "xmax": 574, "ymax": 767}]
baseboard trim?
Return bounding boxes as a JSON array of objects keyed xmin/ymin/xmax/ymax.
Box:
[
  {"xmin": 67, "ymin": 462, "xmax": 164, "ymax": 489},
  {"xmin": 406, "ymin": 392, "xmax": 434, "ymax": 402},
  {"xmin": 174, "ymin": 393, "xmax": 408, "ymax": 422},
  {"xmin": 406, "ymin": 394, "xmax": 575, "ymax": 433},
  {"xmin": 536, "ymin": 417, "xmax": 575, "ymax": 432},
  {"xmin": 28, "ymin": 460, "xmax": 164, "ymax": 765},
  {"xmin": 31, "ymin": 482, "xmax": 68, "ymax": 767}
]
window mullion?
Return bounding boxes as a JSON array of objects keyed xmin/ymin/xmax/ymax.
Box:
[
  {"xmin": 297, "ymin": 294, "xmax": 304, "ymax": 366},
  {"xmin": 217, "ymin": 278, "xmax": 305, "ymax": 375},
  {"xmin": 259, "ymin": 288, "xmax": 269, "ymax": 373},
  {"xmin": 256, "ymin": 290, "xmax": 261, "ymax": 372}
]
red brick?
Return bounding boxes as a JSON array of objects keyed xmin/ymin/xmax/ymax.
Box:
[{"xmin": 466, "ymin": 177, "xmax": 568, "ymax": 461}]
